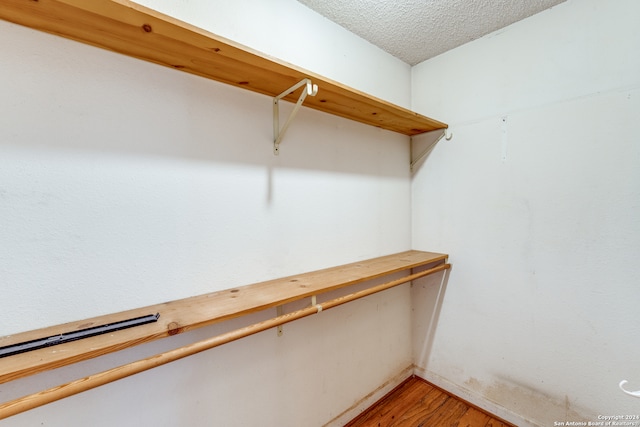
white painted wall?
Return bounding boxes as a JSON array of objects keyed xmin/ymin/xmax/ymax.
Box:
[
  {"xmin": 10, "ymin": 0, "xmax": 638, "ymax": 424},
  {"xmin": 411, "ymin": 0, "xmax": 640, "ymax": 425},
  {"xmin": 0, "ymin": 3, "xmax": 413, "ymax": 424}
]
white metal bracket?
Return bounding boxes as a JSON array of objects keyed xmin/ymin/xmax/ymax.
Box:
[
  {"xmin": 273, "ymin": 78, "xmax": 318, "ymax": 155},
  {"xmin": 410, "ymin": 128, "xmax": 452, "ymax": 171},
  {"xmin": 619, "ymin": 380, "xmax": 640, "ymax": 397},
  {"xmin": 311, "ymin": 295, "xmax": 322, "ymax": 313}
]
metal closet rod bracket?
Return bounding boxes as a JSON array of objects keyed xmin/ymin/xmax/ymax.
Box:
[
  {"xmin": 275, "ymin": 295, "xmax": 321, "ymax": 337},
  {"xmin": 273, "ymin": 78, "xmax": 318, "ymax": 155}
]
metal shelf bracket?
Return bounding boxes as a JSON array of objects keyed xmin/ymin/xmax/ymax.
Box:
[
  {"xmin": 619, "ymin": 380, "xmax": 640, "ymax": 397},
  {"xmin": 273, "ymin": 78, "xmax": 318, "ymax": 155},
  {"xmin": 410, "ymin": 128, "xmax": 452, "ymax": 171}
]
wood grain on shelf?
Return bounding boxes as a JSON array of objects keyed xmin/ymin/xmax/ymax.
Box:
[
  {"xmin": 0, "ymin": 250, "xmax": 447, "ymax": 384},
  {"xmin": 0, "ymin": 0, "xmax": 447, "ymax": 135}
]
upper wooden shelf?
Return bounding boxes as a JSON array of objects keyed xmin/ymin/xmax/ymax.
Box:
[
  {"xmin": 0, "ymin": 250, "xmax": 448, "ymax": 384},
  {"xmin": 0, "ymin": 0, "xmax": 447, "ymax": 136}
]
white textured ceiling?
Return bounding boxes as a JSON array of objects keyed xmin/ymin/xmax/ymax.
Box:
[{"xmin": 297, "ymin": 0, "xmax": 566, "ymax": 65}]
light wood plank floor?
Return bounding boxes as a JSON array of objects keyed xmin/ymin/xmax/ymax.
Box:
[{"xmin": 345, "ymin": 376, "xmax": 515, "ymax": 427}]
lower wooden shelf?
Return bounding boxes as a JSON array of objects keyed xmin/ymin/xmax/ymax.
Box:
[{"xmin": 0, "ymin": 250, "xmax": 447, "ymax": 385}]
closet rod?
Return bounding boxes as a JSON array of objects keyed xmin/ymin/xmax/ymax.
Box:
[{"xmin": 0, "ymin": 263, "xmax": 450, "ymax": 420}]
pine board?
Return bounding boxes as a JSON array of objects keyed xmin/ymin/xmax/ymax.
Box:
[
  {"xmin": 0, "ymin": 250, "xmax": 447, "ymax": 384},
  {"xmin": 0, "ymin": 0, "xmax": 447, "ymax": 136}
]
